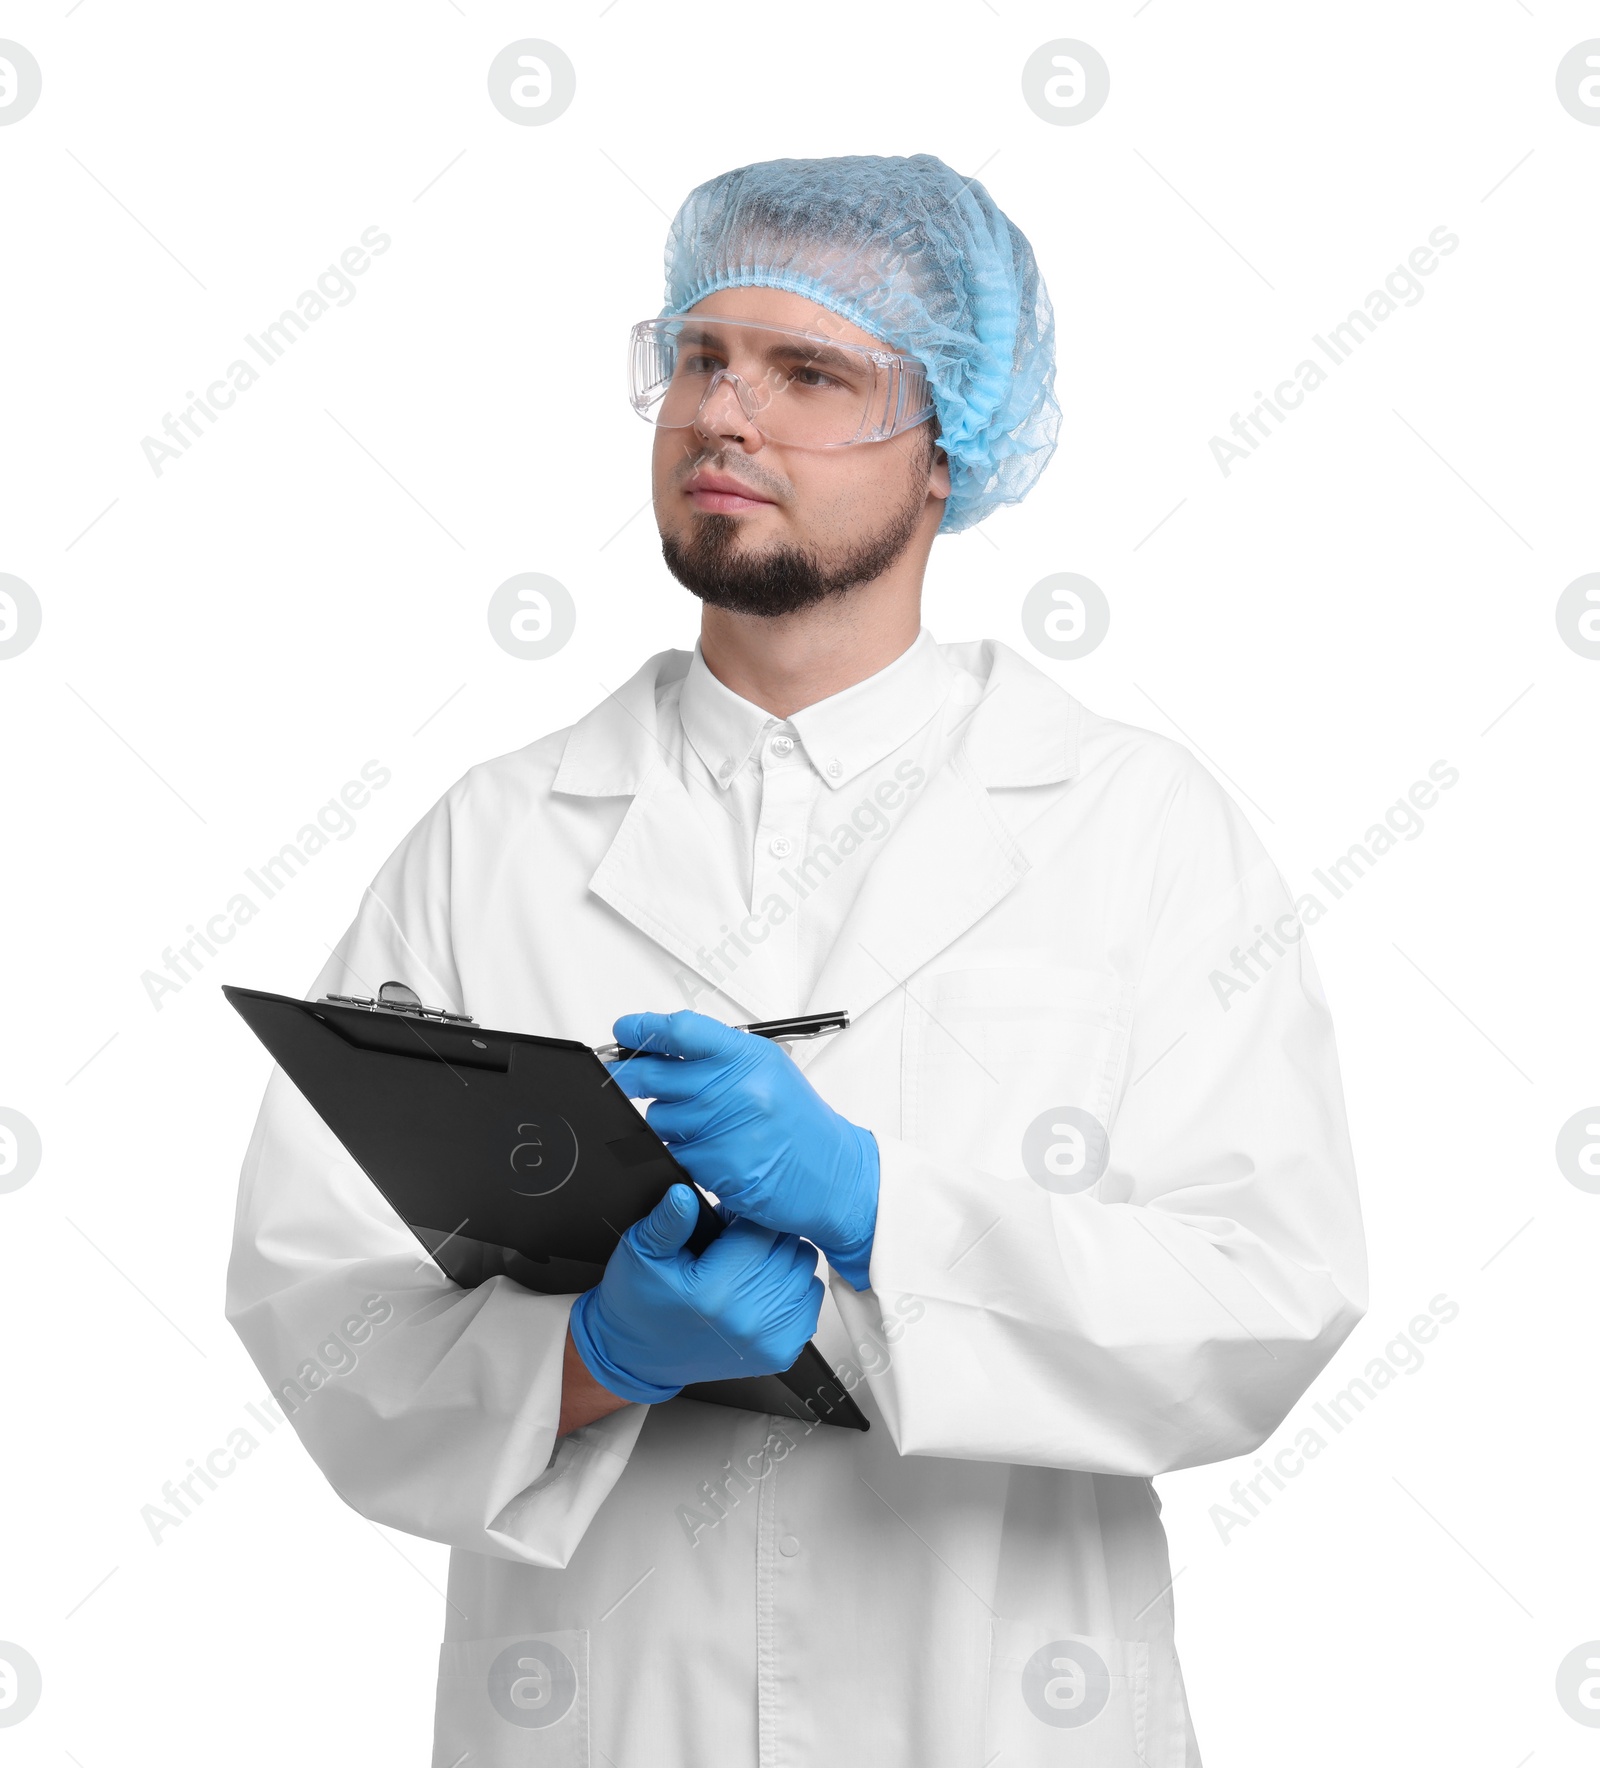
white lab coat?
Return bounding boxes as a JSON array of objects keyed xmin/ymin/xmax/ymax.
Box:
[{"xmin": 226, "ymin": 639, "xmax": 1366, "ymax": 1767}]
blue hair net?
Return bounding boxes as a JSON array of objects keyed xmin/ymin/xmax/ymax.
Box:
[{"xmin": 661, "ymin": 154, "xmax": 1060, "ymax": 533}]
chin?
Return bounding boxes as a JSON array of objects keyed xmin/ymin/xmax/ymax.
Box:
[{"xmin": 676, "ymin": 511, "xmax": 768, "ymax": 549}]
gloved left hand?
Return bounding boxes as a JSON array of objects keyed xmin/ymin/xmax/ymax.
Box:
[{"xmin": 607, "ymin": 1010, "xmax": 879, "ymax": 1290}]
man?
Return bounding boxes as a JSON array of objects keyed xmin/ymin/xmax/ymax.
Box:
[{"xmin": 228, "ymin": 154, "xmax": 1366, "ymax": 1765}]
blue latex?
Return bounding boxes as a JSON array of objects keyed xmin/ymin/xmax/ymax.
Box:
[
  {"xmin": 568, "ymin": 1184, "xmax": 825, "ymax": 1405},
  {"xmin": 660, "ymin": 154, "xmax": 1060, "ymax": 533},
  {"xmin": 608, "ymin": 1011, "xmax": 880, "ymax": 1291}
]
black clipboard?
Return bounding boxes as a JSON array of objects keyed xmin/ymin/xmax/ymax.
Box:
[{"xmin": 224, "ymin": 984, "xmax": 867, "ymax": 1430}]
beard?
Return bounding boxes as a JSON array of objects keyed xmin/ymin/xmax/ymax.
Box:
[{"xmin": 660, "ymin": 476, "xmax": 928, "ymax": 618}]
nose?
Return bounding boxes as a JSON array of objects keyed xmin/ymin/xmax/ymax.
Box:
[{"xmin": 692, "ymin": 369, "xmax": 766, "ymax": 450}]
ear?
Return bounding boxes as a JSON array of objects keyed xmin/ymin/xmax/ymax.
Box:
[{"xmin": 927, "ymin": 447, "xmax": 951, "ymax": 504}]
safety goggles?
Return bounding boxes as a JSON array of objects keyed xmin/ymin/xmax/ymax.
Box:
[{"xmin": 629, "ymin": 315, "xmax": 935, "ymax": 449}]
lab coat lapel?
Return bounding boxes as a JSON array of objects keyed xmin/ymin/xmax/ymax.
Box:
[
  {"xmin": 802, "ymin": 744, "xmax": 1028, "ymax": 1025},
  {"xmin": 802, "ymin": 641, "xmax": 1083, "ymax": 1027},
  {"xmin": 586, "ymin": 763, "xmax": 783, "ymax": 1023},
  {"xmin": 555, "ymin": 642, "xmax": 1082, "ymax": 1030},
  {"xmin": 553, "ymin": 650, "xmax": 781, "ymax": 1023}
]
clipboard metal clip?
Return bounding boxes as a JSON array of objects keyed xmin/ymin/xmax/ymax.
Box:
[{"xmin": 319, "ymin": 980, "xmax": 478, "ymax": 1026}]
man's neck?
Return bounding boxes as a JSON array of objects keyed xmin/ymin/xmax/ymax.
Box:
[{"xmin": 698, "ymin": 592, "xmax": 922, "ymax": 720}]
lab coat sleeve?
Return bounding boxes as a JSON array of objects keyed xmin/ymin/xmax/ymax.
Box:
[
  {"xmin": 224, "ymin": 798, "xmax": 648, "ymax": 1567},
  {"xmin": 830, "ymin": 756, "xmax": 1368, "ymax": 1476}
]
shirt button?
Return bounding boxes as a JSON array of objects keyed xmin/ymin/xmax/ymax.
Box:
[
  {"xmin": 718, "ymin": 760, "xmax": 734, "ymax": 781},
  {"xmin": 826, "ymin": 759, "xmax": 841, "ymax": 778},
  {"xmin": 778, "ymin": 1534, "xmax": 801, "ymax": 1557},
  {"xmin": 770, "ymin": 733, "xmax": 795, "ymax": 756},
  {"xmin": 769, "ymin": 835, "xmax": 794, "ymax": 859}
]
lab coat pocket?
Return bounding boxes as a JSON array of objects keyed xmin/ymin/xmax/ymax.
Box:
[
  {"xmin": 903, "ymin": 964, "xmax": 1132, "ymax": 1184},
  {"xmin": 985, "ymin": 1623, "xmax": 1154, "ymax": 1767},
  {"xmin": 433, "ymin": 1628, "xmax": 589, "ymax": 1767}
]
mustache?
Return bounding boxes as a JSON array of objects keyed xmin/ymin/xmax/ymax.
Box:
[{"xmin": 674, "ymin": 447, "xmax": 789, "ymax": 504}]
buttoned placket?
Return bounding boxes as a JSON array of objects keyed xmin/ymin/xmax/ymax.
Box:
[
  {"xmin": 755, "ymin": 1409, "xmax": 816, "ymax": 1768},
  {"xmin": 745, "ymin": 720, "xmax": 819, "ymax": 1006},
  {"xmin": 756, "ymin": 1422, "xmax": 781, "ymax": 1766}
]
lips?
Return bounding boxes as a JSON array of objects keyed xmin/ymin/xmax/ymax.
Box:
[{"xmin": 684, "ymin": 472, "xmax": 776, "ymax": 514}]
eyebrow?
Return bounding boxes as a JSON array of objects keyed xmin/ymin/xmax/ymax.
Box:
[
  {"xmin": 675, "ymin": 326, "xmax": 865, "ymax": 377},
  {"xmin": 768, "ymin": 341, "xmax": 862, "ymax": 374}
]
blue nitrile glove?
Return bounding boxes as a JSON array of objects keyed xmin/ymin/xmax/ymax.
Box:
[
  {"xmin": 568, "ymin": 1183, "xmax": 825, "ymax": 1404},
  {"xmin": 607, "ymin": 1010, "xmax": 880, "ymax": 1291}
]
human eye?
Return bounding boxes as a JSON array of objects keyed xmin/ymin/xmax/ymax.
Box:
[{"xmin": 785, "ymin": 360, "xmax": 862, "ymax": 397}]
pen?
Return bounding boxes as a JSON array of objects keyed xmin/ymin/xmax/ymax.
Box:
[{"xmin": 594, "ymin": 1009, "xmax": 850, "ymax": 1063}]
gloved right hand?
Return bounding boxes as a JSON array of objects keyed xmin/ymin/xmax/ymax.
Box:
[{"xmin": 568, "ymin": 1183, "xmax": 825, "ymax": 1405}]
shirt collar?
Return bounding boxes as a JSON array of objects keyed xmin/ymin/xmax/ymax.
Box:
[
  {"xmin": 791, "ymin": 629, "xmax": 955, "ymax": 789},
  {"xmin": 678, "ymin": 629, "xmax": 956, "ymax": 792},
  {"xmin": 678, "ymin": 644, "xmax": 775, "ymax": 787},
  {"xmin": 552, "ymin": 639, "xmax": 1081, "ymax": 798}
]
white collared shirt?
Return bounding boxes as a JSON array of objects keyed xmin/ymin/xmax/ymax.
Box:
[{"xmin": 666, "ymin": 628, "xmax": 979, "ymax": 1009}]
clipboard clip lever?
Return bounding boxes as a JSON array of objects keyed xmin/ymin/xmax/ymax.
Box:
[{"xmin": 319, "ymin": 980, "xmax": 478, "ymax": 1026}]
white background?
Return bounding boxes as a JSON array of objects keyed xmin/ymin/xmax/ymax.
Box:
[{"xmin": 2, "ymin": 2, "xmax": 1597, "ymax": 1762}]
